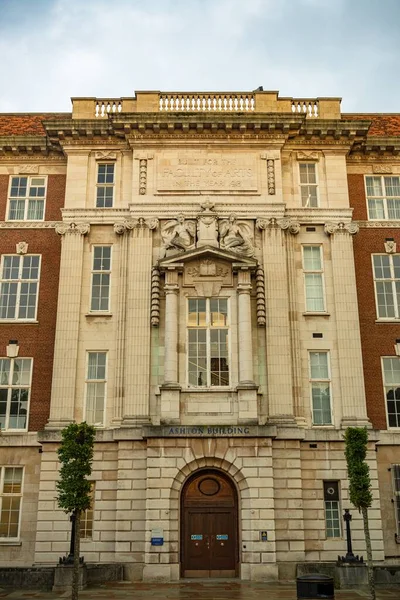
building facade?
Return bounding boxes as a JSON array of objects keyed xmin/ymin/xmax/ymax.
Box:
[{"xmin": 0, "ymin": 91, "xmax": 392, "ymax": 580}]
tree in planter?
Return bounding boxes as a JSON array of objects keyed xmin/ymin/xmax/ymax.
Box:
[
  {"xmin": 56, "ymin": 422, "xmax": 95, "ymax": 600},
  {"xmin": 344, "ymin": 427, "xmax": 375, "ymax": 600}
]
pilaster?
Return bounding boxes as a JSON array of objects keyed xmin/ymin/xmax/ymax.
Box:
[
  {"xmin": 160, "ymin": 268, "xmax": 181, "ymax": 423},
  {"xmin": 324, "ymin": 222, "xmax": 369, "ymax": 427},
  {"xmin": 46, "ymin": 222, "xmax": 89, "ymax": 428},
  {"xmin": 237, "ymin": 268, "xmax": 258, "ymax": 422},
  {"xmin": 257, "ymin": 218, "xmax": 297, "ymax": 425},
  {"xmin": 123, "ymin": 218, "xmax": 158, "ymax": 425}
]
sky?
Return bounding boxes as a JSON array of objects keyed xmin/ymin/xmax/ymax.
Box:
[{"xmin": 0, "ymin": 0, "xmax": 399, "ymax": 113}]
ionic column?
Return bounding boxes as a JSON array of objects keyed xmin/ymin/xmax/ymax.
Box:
[
  {"xmin": 112, "ymin": 222, "xmax": 130, "ymax": 424},
  {"xmin": 237, "ymin": 269, "xmax": 254, "ymax": 384},
  {"xmin": 256, "ymin": 218, "xmax": 296, "ymax": 424},
  {"xmin": 47, "ymin": 222, "xmax": 89, "ymax": 428},
  {"xmin": 123, "ymin": 218, "xmax": 158, "ymax": 425},
  {"xmin": 163, "ymin": 270, "xmax": 180, "ymax": 386},
  {"xmin": 324, "ymin": 222, "xmax": 369, "ymax": 426}
]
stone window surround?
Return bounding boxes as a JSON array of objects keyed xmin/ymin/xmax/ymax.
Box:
[
  {"xmin": 0, "ymin": 466, "xmax": 24, "ymax": 541},
  {"xmin": 298, "ymin": 161, "xmax": 319, "ymax": 208},
  {"xmin": 89, "ymin": 245, "xmax": 112, "ymax": 314},
  {"xmin": 372, "ymin": 253, "xmax": 400, "ymax": 320},
  {"xmin": 308, "ymin": 350, "xmax": 333, "ymax": 426},
  {"xmin": 381, "ymin": 356, "xmax": 400, "ymax": 429},
  {"xmin": 95, "ymin": 162, "xmax": 115, "ymax": 208},
  {"xmin": 302, "ymin": 244, "xmax": 327, "ymax": 314},
  {"xmin": 0, "ymin": 356, "xmax": 33, "ymax": 432},
  {"xmin": 0, "ymin": 254, "xmax": 41, "ymax": 322},
  {"xmin": 6, "ymin": 174, "xmax": 47, "ymax": 222},
  {"xmin": 84, "ymin": 351, "xmax": 108, "ymax": 427},
  {"xmin": 365, "ymin": 174, "xmax": 400, "ymax": 221}
]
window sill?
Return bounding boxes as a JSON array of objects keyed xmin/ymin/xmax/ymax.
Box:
[
  {"xmin": 6, "ymin": 219, "xmax": 44, "ymax": 223},
  {"xmin": 183, "ymin": 387, "xmax": 234, "ymax": 392},
  {"xmin": 85, "ymin": 313, "xmax": 113, "ymax": 317},
  {"xmin": 0, "ymin": 320, "xmax": 38, "ymax": 324},
  {"xmin": 303, "ymin": 312, "xmax": 330, "ymax": 317},
  {"xmin": 0, "ymin": 540, "xmax": 21, "ymax": 546},
  {"xmin": 312, "ymin": 425, "xmax": 335, "ymax": 429},
  {"xmin": 375, "ymin": 319, "xmax": 400, "ymax": 324}
]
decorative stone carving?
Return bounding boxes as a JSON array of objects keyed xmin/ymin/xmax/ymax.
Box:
[
  {"xmin": 219, "ymin": 214, "xmax": 255, "ymax": 258},
  {"xmin": 197, "ymin": 199, "xmax": 219, "ymax": 248},
  {"xmin": 55, "ymin": 222, "xmax": 90, "ymax": 236},
  {"xmin": 373, "ymin": 164, "xmax": 393, "ymax": 174},
  {"xmin": 296, "ymin": 151, "xmax": 320, "ymax": 161},
  {"xmin": 324, "ymin": 221, "xmax": 359, "ymax": 236},
  {"xmin": 16, "ymin": 242, "xmax": 28, "ymax": 255},
  {"xmin": 114, "ymin": 218, "xmax": 159, "ymax": 234},
  {"xmin": 256, "ymin": 217, "xmax": 300, "ymax": 235},
  {"xmin": 161, "ymin": 214, "xmax": 196, "ymax": 256},
  {"xmin": 267, "ymin": 159, "xmax": 275, "ymax": 195},
  {"xmin": 151, "ymin": 267, "xmax": 161, "ymax": 326},
  {"xmin": 94, "ymin": 151, "xmax": 117, "ymax": 160},
  {"xmin": 384, "ymin": 239, "xmax": 397, "ymax": 253},
  {"xmin": 255, "ymin": 266, "xmax": 266, "ymax": 327},
  {"xmin": 187, "ymin": 260, "xmax": 229, "ymax": 278},
  {"xmin": 139, "ymin": 159, "xmax": 147, "ymax": 194},
  {"xmin": 17, "ymin": 164, "xmax": 39, "ymax": 174}
]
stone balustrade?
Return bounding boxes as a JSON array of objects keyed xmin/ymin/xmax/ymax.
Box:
[
  {"xmin": 291, "ymin": 98, "xmax": 319, "ymax": 117},
  {"xmin": 159, "ymin": 93, "xmax": 255, "ymax": 112}
]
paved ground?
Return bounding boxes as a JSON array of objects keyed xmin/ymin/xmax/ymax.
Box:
[{"xmin": 0, "ymin": 581, "xmax": 399, "ymax": 600}]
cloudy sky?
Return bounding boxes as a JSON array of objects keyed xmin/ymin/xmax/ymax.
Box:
[{"xmin": 0, "ymin": 0, "xmax": 399, "ymax": 113}]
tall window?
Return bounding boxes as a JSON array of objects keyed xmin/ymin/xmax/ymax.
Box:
[
  {"xmin": 90, "ymin": 246, "xmax": 111, "ymax": 312},
  {"xmin": 324, "ymin": 481, "xmax": 341, "ymax": 538},
  {"xmin": 0, "ymin": 467, "xmax": 23, "ymax": 539},
  {"xmin": 382, "ymin": 357, "xmax": 400, "ymax": 428},
  {"xmin": 373, "ymin": 254, "xmax": 400, "ymax": 319},
  {"xmin": 0, "ymin": 255, "xmax": 40, "ymax": 320},
  {"xmin": 96, "ymin": 164, "xmax": 115, "ymax": 207},
  {"xmin": 366, "ymin": 176, "xmax": 400, "ymax": 220},
  {"xmin": 7, "ymin": 176, "xmax": 46, "ymax": 221},
  {"xmin": 187, "ymin": 298, "xmax": 229, "ymax": 387},
  {"xmin": 309, "ymin": 351, "xmax": 332, "ymax": 425},
  {"xmin": 0, "ymin": 358, "xmax": 32, "ymax": 431},
  {"xmin": 80, "ymin": 483, "xmax": 95, "ymax": 539},
  {"xmin": 299, "ymin": 163, "xmax": 318, "ymax": 207},
  {"xmin": 85, "ymin": 352, "xmax": 107, "ymax": 426},
  {"xmin": 303, "ymin": 246, "xmax": 325, "ymax": 312},
  {"xmin": 392, "ymin": 465, "xmax": 400, "ymax": 536}
]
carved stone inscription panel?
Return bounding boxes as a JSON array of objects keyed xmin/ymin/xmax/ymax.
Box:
[{"xmin": 157, "ymin": 152, "xmax": 257, "ymax": 192}]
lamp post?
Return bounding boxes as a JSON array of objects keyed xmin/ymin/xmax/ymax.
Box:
[{"xmin": 338, "ymin": 509, "xmax": 363, "ymax": 564}]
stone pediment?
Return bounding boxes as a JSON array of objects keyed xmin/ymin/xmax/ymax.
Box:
[{"xmin": 158, "ymin": 245, "xmax": 257, "ymax": 271}]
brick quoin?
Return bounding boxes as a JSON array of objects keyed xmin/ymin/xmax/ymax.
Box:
[
  {"xmin": 349, "ymin": 173, "xmax": 400, "ymax": 430},
  {"xmin": 0, "ymin": 175, "xmax": 65, "ymax": 431}
]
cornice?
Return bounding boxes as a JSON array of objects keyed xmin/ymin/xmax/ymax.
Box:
[
  {"xmin": 357, "ymin": 220, "xmax": 400, "ymax": 229},
  {"xmin": 0, "ymin": 221, "xmax": 57, "ymax": 229},
  {"xmin": 285, "ymin": 208, "xmax": 353, "ymax": 224},
  {"xmin": 0, "ymin": 134, "xmax": 62, "ymax": 156},
  {"xmin": 349, "ymin": 135, "xmax": 400, "ymax": 158}
]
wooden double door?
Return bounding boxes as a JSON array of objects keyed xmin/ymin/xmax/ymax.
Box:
[{"xmin": 181, "ymin": 471, "xmax": 238, "ymax": 578}]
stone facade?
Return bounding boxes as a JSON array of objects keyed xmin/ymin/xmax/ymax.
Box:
[{"xmin": 0, "ymin": 91, "xmax": 397, "ymax": 579}]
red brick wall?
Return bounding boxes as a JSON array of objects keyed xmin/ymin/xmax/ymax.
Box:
[
  {"xmin": 349, "ymin": 173, "xmax": 400, "ymax": 429},
  {"xmin": 0, "ymin": 175, "xmax": 65, "ymax": 431}
]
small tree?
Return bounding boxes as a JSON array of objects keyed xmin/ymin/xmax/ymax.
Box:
[
  {"xmin": 56, "ymin": 422, "xmax": 95, "ymax": 600},
  {"xmin": 344, "ymin": 427, "xmax": 375, "ymax": 600}
]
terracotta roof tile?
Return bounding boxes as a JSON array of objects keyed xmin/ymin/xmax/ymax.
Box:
[
  {"xmin": 0, "ymin": 113, "xmax": 70, "ymax": 136},
  {"xmin": 344, "ymin": 114, "xmax": 400, "ymax": 137}
]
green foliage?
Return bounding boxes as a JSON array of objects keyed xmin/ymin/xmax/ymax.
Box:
[
  {"xmin": 344, "ymin": 427, "xmax": 373, "ymax": 510},
  {"xmin": 56, "ymin": 422, "xmax": 95, "ymax": 514}
]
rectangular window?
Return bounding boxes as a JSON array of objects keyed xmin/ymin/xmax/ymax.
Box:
[
  {"xmin": 96, "ymin": 164, "xmax": 115, "ymax": 208},
  {"xmin": 299, "ymin": 163, "xmax": 318, "ymax": 207},
  {"xmin": 85, "ymin": 352, "xmax": 106, "ymax": 426},
  {"xmin": 188, "ymin": 298, "xmax": 229, "ymax": 387},
  {"xmin": 80, "ymin": 483, "xmax": 95, "ymax": 539},
  {"xmin": 324, "ymin": 481, "xmax": 341, "ymax": 538},
  {"xmin": 382, "ymin": 357, "xmax": 400, "ymax": 428},
  {"xmin": 0, "ymin": 358, "xmax": 32, "ymax": 431},
  {"xmin": 366, "ymin": 176, "xmax": 400, "ymax": 220},
  {"xmin": 303, "ymin": 246, "xmax": 325, "ymax": 312},
  {"xmin": 0, "ymin": 255, "xmax": 41, "ymax": 320},
  {"xmin": 0, "ymin": 467, "xmax": 23, "ymax": 539},
  {"xmin": 90, "ymin": 246, "xmax": 111, "ymax": 312},
  {"xmin": 373, "ymin": 254, "xmax": 400, "ymax": 319},
  {"xmin": 8, "ymin": 176, "xmax": 46, "ymax": 221},
  {"xmin": 309, "ymin": 351, "xmax": 332, "ymax": 425}
]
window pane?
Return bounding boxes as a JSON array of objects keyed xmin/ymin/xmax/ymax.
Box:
[
  {"xmin": 373, "ymin": 255, "xmax": 391, "ymax": 279},
  {"xmin": 310, "ymin": 352, "xmax": 329, "ymax": 379},
  {"xmin": 87, "ymin": 353, "xmax": 106, "ymax": 380},
  {"xmin": 312, "ymin": 383, "xmax": 332, "ymax": 424},
  {"xmin": 0, "ymin": 282, "xmax": 17, "ymax": 319},
  {"xmin": 9, "ymin": 388, "xmax": 28, "ymax": 429},
  {"xmin": 8, "ymin": 199, "xmax": 25, "ymax": 220},
  {"xmin": 86, "ymin": 382, "xmax": 105, "ymax": 425},
  {"xmin": 0, "ymin": 359, "xmax": 11, "ymax": 385},
  {"xmin": 366, "ymin": 176, "xmax": 382, "ymax": 197},
  {"xmin": 303, "ymin": 246, "xmax": 322, "ymax": 270},
  {"xmin": 93, "ymin": 247, "xmax": 111, "ymax": 271},
  {"xmin": 2, "ymin": 256, "xmax": 20, "ymax": 280},
  {"xmin": 3, "ymin": 467, "xmax": 22, "ymax": 493},
  {"xmin": 305, "ymin": 273, "xmax": 324, "ymax": 311},
  {"xmin": 27, "ymin": 199, "xmax": 44, "ymax": 220},
  {"xmin": 10, "ymin": 177, "xmax": 27, "ymax": 197},
  {"xmin": 368, "ymin": 199, "xmax": 385, "ymax": 220},
  {"xmin": 383, "ymin": 358, "xmax": 400, "ymax": 386},
  {"xmin": 385, "ymin": 177, "xmax": 400, "ymax": 197}
]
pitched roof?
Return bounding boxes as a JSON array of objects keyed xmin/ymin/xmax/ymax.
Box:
[
  {"xmin": 0, "ymin": 114, "xmax": 70, "ymax": 136},
  {"xmin": 344, "ymin": 114, "xmax": 400, "ymax": 137}
]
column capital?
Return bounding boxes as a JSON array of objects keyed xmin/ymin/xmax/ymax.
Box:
[
  {"xmin": 256, "ymin": 217, "xmax": 300, "ymax": 235},
  {"xmin": 55, "ymin": 222, "xmax": 90, "ymax": 236},
  {"xmin": 324, "ymin": 221, "xmax": 359, "ymax": 236},
  {"xmin": 114, "ymin": 217, "xmax": 159, "ymax": 234}
]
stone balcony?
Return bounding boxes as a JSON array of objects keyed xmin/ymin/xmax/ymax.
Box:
[{"xmin": 71, "ymin": 91, "xmax": 342, "ymax": 120}]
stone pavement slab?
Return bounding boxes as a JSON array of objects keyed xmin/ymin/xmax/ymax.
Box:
[{"xmin": 0, "ymin": 581, "xmax": 399, "ymax": 600}]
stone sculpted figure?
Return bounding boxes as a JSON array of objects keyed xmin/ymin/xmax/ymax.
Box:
[
  {"xmin": 218, "ymin": 214, "xmax": 255, "ymax": 258},
  {"xmin": 161, "ymin": 214, "xmax": 196, "ymax": 256}
]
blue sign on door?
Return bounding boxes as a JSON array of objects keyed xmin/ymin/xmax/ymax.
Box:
[
  {"xmin": 191, "ymin": 534, "xmax": 203, "ymax": 540},
  {"xmin": 216, "ymin": 534, "xmax": 228, "ymax": 540}
]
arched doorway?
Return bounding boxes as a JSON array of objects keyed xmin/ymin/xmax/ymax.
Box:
[{"xmin": 181, "ymin": 469, "xmax": 239, "ymax": 578}]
